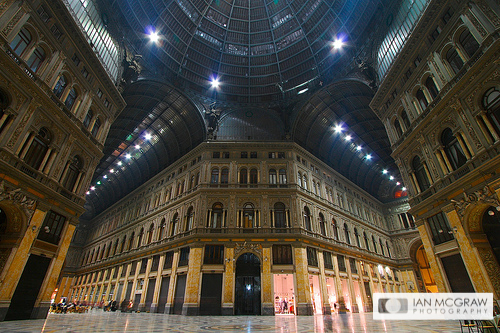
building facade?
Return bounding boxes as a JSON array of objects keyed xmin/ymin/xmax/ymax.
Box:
[
  {"xmin": 0, "ymin": 0, "xmax": 124, "ymax": 320},
  {"xmin": 371, "ymin": 0, "xmax": 500, "ymax": 297}
]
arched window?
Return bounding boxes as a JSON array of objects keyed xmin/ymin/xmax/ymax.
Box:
[
  {"xmin": 380, "ymin": 239, "xmax": 385, "ymax": 256},
  {"xmin": 446, "ymin": 47, "xmax": 463, "ymax": 74},
  {"xmin": 27, "ymin": 46, "xmax": 46, "ymax": 72},
  {"xmin": 332, "ymin": 218, "xmax": 339, "ymax": 240},
  {"xmin": 112, "ymin": 239, "xmax": 119, "ymax": 256},
  {"xmin": 189, "ymin": 175, "xmax": 195, "ymax": 190},
  {"xmin": 53, "ymin": 75, "xmax": 68, "ymax": 98},
  {"xmin": 482, "ymin": 87, "xmax": 500, "ymax": 136},
  {"xmin": 297, "ymin": 172, "xmax": 302, "ymax": 187},
  {"xmin": 147, "ymin": 223, "xmax": 154, "ymax": 244},
  {"xmin": 269, "ymin": 169, "xmax": 277, "ymax": 186},
  {"xmin": 441, "ymin": 128, "xmax": 467, "ymax": 170},
  {"xmin": 120, "ymin": 236, "xmax": 126, "ymax": 253},
  {"xmin": 170, "ymin": 213, "xmax": 178, "ymax": 237},
  {"xmin": 158, "ymin": 219, "xmax": 166, "ymax": 240},
  {"xmin": 412, "ymin": 156, "xmax": 431, "ymax": 192},
  {"xmin": 303, "ymin": 206, "xmax": 312, "ymax": 231},
  {"xmin": 239, "ymin": 168, "xmax": 247, "ymax": 185},
  {"xmin": 10, "ymin": 27, "xmax": 31, "ymax": 56},
  {"xmin": 274, "ymin": 202, "xmax": 287, "ymax": 229},
  {"xmin": 416, "ymin": 89, "xmax": 428, "ymax": 111},
  {"xmin": 91, "ymin": 117, "xmax": 101, "ymax": 137},
  {"xmin": 65, "ymin": 87, "xmax": 78, "ymax": 110},
  {"xmin": 137, "ymin": 228, "xmax": 144, "ymax": 248},
  {"xmin": 279, "ymin": 169, "xmax": 287, "ymax": 185},
  {"xmin": 249, "ymin": 168, "xmax": 258, "ymax": 185},
  {"xmin": 24, "ymin": 127, "xmax": 51, "ymax": 170},
  {"xmin": 364, "ymin": 232, "xmax": 370, "ymax": 251},
  {"xmin": 210, "ymin": 203, "xmax": 223, "ymax": 229},
  {"xmin": 186, "ymin": 206, "xmax": 194, "ymax": 231},
  {"xmin": 394, "ymin": 119, "xmax": 403, "ymax": 137},
  {"xmin": 354, "ymin": 228, "xmax": 361, "ymax": 247},
  {"xmin": 242, "ymin": 203, "xmax": 255, "ymax": 229},
  {"xmin": 401, "ymin": 110, "xmax": 411, "ymax": 129},
  {"xmin": 386, "ymin": 241, "xmax": 392, "ymax": 258},
  {"xmin": 220, "ymin": 168, "xmax": 229, "ymax": 186},
  {"xmin": 319, "ymin": 213, "xmax": 326, "ymax": 236},
  {"xmin": 372, "ymin": 236, "xmax": 378, "ymax": 253},
  {"xmin": 425, "ymin": 76, "xmax": 439, "ymax": 99},
  {"xmin": 303, "ymin": 175, "xmax": 308, "ymax": 190},
  {"xmin": 83, "ymin": 109, "xmax": 93, "ymax": 128},
  {"xmin": 62, "ymin": 155, "xmax": 83, "ymax": 192},
  {"xmin": 195, "ymin": 172, "xmax": 200, "ymax": 187},
  {"xmin": 211, "ymin": 168, "xmax": 219, "ymax": 184},
  {"xmin": 344, "ymin": 223, "xmax": 351, "ymax": 244},
  {"xmin": 459, "ymin": 29, "xmax": 479, "ymax": 59}
]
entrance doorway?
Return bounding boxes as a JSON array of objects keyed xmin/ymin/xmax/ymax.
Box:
[
  {"xmin": 483, "ymin": 206, "xmax": 500, "ymax": 266},
  {"xmin": 415, "ymin": 245, "xmax": 438, "ymax": 293},
  {"xmin": 273, "ymin": 274, "xmax": 295, "ymax": 315},
  {"xmin": 235, "ymin": 252, "xmax": 261, "ymax": 315}
]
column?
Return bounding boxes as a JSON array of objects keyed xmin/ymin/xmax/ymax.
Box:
[
  {"xmin": 456, "ymin": 133, "xmax": 471, "ymax": 159},
  {"xmin": 182, "ymin": 247, "xmax": 202, "ymax": 315},
  {"xmin": 480, "ymin": 113, "xmax": 499, "ymax": 141},
  {"xmin": 139, "ymin": 258, "xmax": 152, "ymax": 312},
  {"xmin": 221, "ymin": 247, "xmax": 235, "ymax": 315},
  {"xmin": 261, "ymin": 247, "xmax": 273, "ymax": 315},
  {"xmin": 150, "ymin": 255, "xmax": 166, "ymax": 313},
  {"xmin": 417, "ymin": 224, "xmax": 448, "ymax": 291},
  {"xmin": 435, "ymin": 150, "xmax": 449, "ymax": 174},
  {"xmin": 443, "ymin": 205, "xmax": 491, "ymax": 293},
  {"xmin": 345, "ymin": 259, "xmax": 358, "ymax": 313},
  {"xmin": 317, "ymin": 250, "xmax": 331, "ymax": 315},
  {"xmin": 164, "ymin": 251, "xmax": 179, "ymax": 314},
  {"xmin": 32, "ymin": 222, "xmax": 76, "ymax": 319},
  {"xmin": 332, "ymin": 255, "xmax": 347, "ymax": 313},
  {"xmin": 0, "ymin": 207, "xmax": 47, "ymax": 320},
  {"xmin": 294, "ymin": 247, "xmax": 312, "ymax": 315}
]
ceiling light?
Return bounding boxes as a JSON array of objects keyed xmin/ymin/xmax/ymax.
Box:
[
  {"xmin": 86, "ymin": 191, "xmax": 90, "ymax": 195},
  {"xmin": 402, "ymin": 187, "xmax": 407, "ymax": 191},
  {"xmin": 144, "ymin": 133, "xmax": 152, "ymax": 141},
  {"xmin": 103, "ymin": 175, "xmax": 107, "ymax": 179},
  {"xmin": 365, "ymin": 154, "xmax": 372, "ymax": 160},
  {"xmin": 298, "ymin": 88, "xmax": 308, "ymax": 94},
  {"xmin": 135, "ymin": 144, "xmax": 140, "ymax": 149},
  {"xmin": 332, "ymin": 38, "xmax": 344, "ymax": 50},
  {"xmin": 125, "ymin": 153, "xmax": 131, "ymax": 159},
  {"xmin": 390, "ymin": 176, "xmax": 394, "ymax": 180},
  {"xmin": 344, "ymin": 135, "xmax": 351, "ymax": 141},
  {"xmin": 90, "ymin": 186, "xmax": 96, "ymax": 191},
  {"xmin": 210, "ymin": 76, "xmax": 220, "ymax": 89},
  {"xmin": 334, "ymin": 124, "xmax": 343, "ymax": 133},
  {"xmin": 96, "ymin": 181, "xmax": 101, "ymax": 185},
  {"xmin": 148, "ymin": 31, "xmax": 159, "ymax": 43},
  {"xmin": 382, "ymin": 169, "xmax": 388, "ymax": 174},
  {"xmin": 396, "ymin": 182, "xmax": 400, "ymax": 186},
  {"xmin": 117, "ymin": 161, "xmax": 122, "ymax": 166},
  {"xmin": 110, "ymin": 169, "xmax": 114, "ymax": 173},
  {"xmin": 356, "ymin": 145, "xmax": 362, "ymax": 151}
]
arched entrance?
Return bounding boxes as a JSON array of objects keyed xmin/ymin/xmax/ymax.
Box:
[
  {"xmin": 235, "ymin": 252, "xmax": 261, "ymax": 315},
  {"xmin": 482, "ymin": 206, "xmax": 500, "ymax": 266},
  {"xmin": 415, "ymin": 245, "xmax": 438, "ymax": 293}
]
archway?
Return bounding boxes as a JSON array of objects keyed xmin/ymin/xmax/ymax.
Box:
[
  {"xmin": 415, "ymin": 245, "xmax": 438, "ymax": 293},
  {"xmin": 235, "ymin": 252, "xmax": 261, "ymax": 315},
  {"xmin": 482, "ymin": 206, "xmax": 500, "ymax": 266}
]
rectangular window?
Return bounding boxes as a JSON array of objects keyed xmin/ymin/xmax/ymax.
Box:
[
  {"xmin": 427, "ymin": 212, "xmax": 454, "ymax": 245},
  {"xmin": 113, "ymin": 266, "xmax": 119, "ymax": 278},
  {"xmin": 250, "ymin": 152, "xmax": 257, "ymax": 158},
  {"xmin": 139, "ymin": 258, "xmax": 148, "ymax": 274},
  {"xmin": 81, "ymin": 66, "xmax": 89, "ymax": 78},
  {"xmin": 96, "ymin": 88, "xmax": 103, "ymax": 98},
  {"xmin": 37, "ymin": 210, "xmax": 66, "ymax": 245},
  {"xmin": 222, "ymin": 152, "xmax": 230, "ymax": 158},
  {"xmin": 278, "ymin": 152, "xmax": 285, "ymax": 159},
  {"xmin": 212, "ymin": 152, "xmax": 220, "ymax": 158},
  {"xmin": 272, "ymin": 245, "xmax": 293, "ymax": 265},
  {"xmin": 323, "ymin": 251, "xmax": 333, "ymax": 270},
  {"xmin": 241, "ymin": 152, "xmax": 248, "ymax": 158},
  {"xmin": 306, "ymin": 247, "xmax": 318, "ymax": 267},
  {"xmin": 204, "ymin": 245, "xmax": 224, "ymax": 264},
  {"xmin": 349, "ymin": 258, "xmax": 358, "ymax": 274},
  {"xmin": 163, "ymin": 251, "xmax": 174, "ymax": 269},
  {"xmin": 178, "ymin": 247, "xmax": 190, "ymax": 266},
  {"xmin": 269, "ymin": 152, "xmax": 276, "ymax": 158},
  {"xmin": 337, "ymin": 255, "xmax": 346, "ymax": 272},
  {"xmin": 72, "ymin": 53, "xmax": 81, "ymax": 66}
]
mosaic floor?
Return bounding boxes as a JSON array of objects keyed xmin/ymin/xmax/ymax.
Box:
[{"xmin": 0, "ymin": 310, "xmax": 467, "ymax": 332}]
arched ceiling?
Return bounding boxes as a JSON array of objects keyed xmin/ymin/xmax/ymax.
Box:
[
  {"xmin": 81, "ymin": 80, "xmax": 206, "ymax": 219},
  {"xmin": 110, "ymin": 0, "xmax": 382, "ymax": 103},
  {"xmin": 292, "ymin": 80, "xmax": 399, "ymax": 199}
]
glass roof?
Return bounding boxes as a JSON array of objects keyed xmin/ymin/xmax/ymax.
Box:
[{"xmin": 114, "ymin": 0, "xmax": 381, "ymax": 102}]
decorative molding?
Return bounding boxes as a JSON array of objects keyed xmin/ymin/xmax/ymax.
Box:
[
  {"xmin": 234, "ymin": 242, "xmax": 262, "ymax": 259},
  {"xmin": 451, "ymin": 186, "xmax": 500, "ymax": 219},
  {"xmin": 476, "ymin": 247, "xmax": 500, "ymax": 298},
  {"xmin": 0, "ymin": 181, "xmax": 37, "ymax": 227}
]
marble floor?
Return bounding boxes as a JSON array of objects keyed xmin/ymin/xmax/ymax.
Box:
[{"xmin": 0, "ymin": 310, "xmax": 468, "ymax": 332}]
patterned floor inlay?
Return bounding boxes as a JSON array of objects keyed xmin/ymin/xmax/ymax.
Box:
[{"xmin": 0, "ymin": 310, "xmax": 465, "ymax": 332}]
